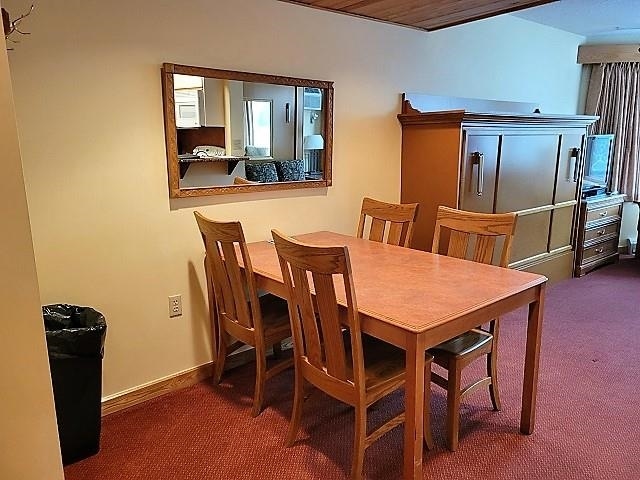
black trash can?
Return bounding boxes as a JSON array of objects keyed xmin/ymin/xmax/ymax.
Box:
[{"xmin": 43, "ymin": 304, "xmax": 107, "ymax": 465}]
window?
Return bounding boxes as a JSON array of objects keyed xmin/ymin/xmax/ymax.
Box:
[{"xmin": 244, "ymin": 100, "xmax": 272, "ymax": 157}]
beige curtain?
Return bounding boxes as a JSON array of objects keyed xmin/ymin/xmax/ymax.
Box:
[{"xmin": 589, "ymin": 62, "xmax": 640, "ymax": 201}]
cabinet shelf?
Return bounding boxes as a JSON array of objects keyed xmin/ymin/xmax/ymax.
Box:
[{"xmin": 177, "ymin": 155, "xmax": 248, "ymax": 178}]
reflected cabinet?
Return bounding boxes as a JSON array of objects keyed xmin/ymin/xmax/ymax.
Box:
[{"xmin": 398, "ymin": 97, "xmax": 598, "ymax": 281}]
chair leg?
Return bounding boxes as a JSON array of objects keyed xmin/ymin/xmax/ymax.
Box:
[
  {"xmin": 251, "ymin": 345, "xmax": 267, "ymax": 417},
  {"xmin": 286, "ymin": 366, "xmax": 304, "ymax": 447},
  {"xmin": 213, "ymin": 332, "xmax": 228, "ymax": 385},
  {"xmin": 487, "ymin": 320, "xmax": 502, "ymax": 411},
  {"xmin": 351, "ymin": 405, "xmax": 367, "ymax": 480},
  {"xmin": 423, "ymin": 358, "xmax": 434, "ymax": 450},
  {"xmin": 446, "ymin": 358, "xmax": 462, "ymax": 452}
]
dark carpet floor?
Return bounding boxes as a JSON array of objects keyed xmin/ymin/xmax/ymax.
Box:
[{"xmin": 65, "ymin": 258, "xmax": 640, "ymax": 479}]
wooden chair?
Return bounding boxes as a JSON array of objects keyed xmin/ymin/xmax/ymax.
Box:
[
  {"xmin": 271, "ymin": 229, "xmax": 434, "ymax": 479},
  {"xmin": 428, "ymin": 205, "xmax": 517, "ymax": 451},
  {"xmin": 356, "ymin": 197, "xmax": 419, "ymax": 247},
  {"xmin": 194, "ymin": 212, "xmax": 292, "ymax": 417},
  {"xmin": 233, "ymin": 176, "xmax": 259, "ymax": 185}
]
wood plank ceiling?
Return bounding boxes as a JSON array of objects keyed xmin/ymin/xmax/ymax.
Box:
[{"xmin": 278, "ymin": 0, "xmax": 557, "ymax": 31}]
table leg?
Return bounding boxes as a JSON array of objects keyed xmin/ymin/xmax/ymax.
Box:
[
  {"xmin": 403, "ymin": 334, "xmax": 425, "ymax": 480},
  {"xmin": 520, "ymin": 283, "xmax": 545, "ymax": 434}
]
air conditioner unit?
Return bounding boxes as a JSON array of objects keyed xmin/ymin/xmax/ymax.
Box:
[{"xmin": 303, "ymin": 87, "xmax": 322, "ymax": 110}]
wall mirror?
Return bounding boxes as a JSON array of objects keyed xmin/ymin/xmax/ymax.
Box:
[{"xmin": 161, "ymin": 63, "xmax": 334, "ymax": 198}]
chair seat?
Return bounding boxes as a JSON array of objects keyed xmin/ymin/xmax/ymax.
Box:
[
  {"xmin": 258, "ymin": 294, "xmax": 291, "ymax": 340},
  {"xmin": 344, "ymin": 334, "xmax": 406, "ymax": 390},
  {"xmin": 428, "ymin": 329, "xmax": 492, "ymax": 358}
]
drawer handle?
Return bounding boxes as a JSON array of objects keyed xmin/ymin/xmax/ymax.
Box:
[
  {"xmin": 599, "ymin": 211, "xmax": 608, "ymax": 217},
  {"xmin": 595, "ymin": 247, "xmax": 604, "ymax": 254},
  {"xmin": 597, "ymin": 229, "xmax": 606, "ymax": 236}
]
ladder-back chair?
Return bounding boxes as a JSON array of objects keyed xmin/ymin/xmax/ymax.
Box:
[
  {"xmin": 357, "ymin": 197, "xmax": 419, "ymax": 247},
  {"xmin": 429, "ymin": 205, "xmax": 517, "ymax": 451},
  {"xmin": 195, "ymin": 212, "xmax": 292, "ymax": 417},
  {"xmin": 272, "ymin": 229, "xmax": 433, "ymax": 479}
]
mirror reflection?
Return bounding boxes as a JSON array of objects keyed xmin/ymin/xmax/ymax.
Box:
[
  {"xmin": 245, "ymin": 99, "xmax": 272, "ymax": 157},
  {"xmin": 161, "ymin": 64, "xmax": 333, "ymax": 197}
]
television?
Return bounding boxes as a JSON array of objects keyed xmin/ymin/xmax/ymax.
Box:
[{"xmin": 582, "ymin": 134, "xmax": 614, "ymax": 196}]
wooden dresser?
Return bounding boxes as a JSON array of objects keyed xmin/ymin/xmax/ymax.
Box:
[
  {"xmin": 398, "ymin": 97, "xmax": 598, "ymax": 282},
  {"xmin": 574, "ymin": 193, "xmax": 625, "ymax": 276}
]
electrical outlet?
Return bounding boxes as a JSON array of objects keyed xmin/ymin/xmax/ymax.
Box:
[{"xmin": 168, "ymin": 294, "xmax": 182, "ymax": 317}]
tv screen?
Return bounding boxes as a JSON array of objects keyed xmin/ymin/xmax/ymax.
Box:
[{"xmin": 583, "ymin": 134, "xmax": 614, "ymax": 189}]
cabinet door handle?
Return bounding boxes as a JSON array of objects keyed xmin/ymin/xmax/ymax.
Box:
[
  {"xmin": 569, "ymin": 147, "xmax": 580, "ymax": 183},
  {"xmin": 472, "ymin": 151, "xmax": 484, "ymax": 196},
  {"xmin": 594, "ymin": 247, "xmax": 604, "ymax": 254},
  {"xmin": 600, "ymin": 211, "xmax": 608, "ymax": 217},
  {"xmin": 570, "ymin": 147, "xmax": 580, "ymax": 183},
  {"xmin": 597, "ymin": 229, "xmax": 606, "ymax": 236}
]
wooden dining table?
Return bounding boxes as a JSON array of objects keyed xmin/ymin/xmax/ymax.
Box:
[{"xmin": 245, "ymin": 231, "xmax": 547, "ymax": 480}]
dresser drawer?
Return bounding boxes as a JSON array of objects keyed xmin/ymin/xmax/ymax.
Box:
[
  {"xmin": 581, "ymin": 239, "xmax": 618, "ymax": 264},
  {"xmin": 584, "ymin": 222, "xmax": 620, "ymax": 243},
  {"xmin": 586, "ymin": 204, "xmax": 622, "ymax": 224}
]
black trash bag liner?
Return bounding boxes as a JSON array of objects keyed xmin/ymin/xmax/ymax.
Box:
[
  {"xmin": 42, "ymin": 304, "xmax": 106, "ymax": 465},
  {"xmin": 42, "ymin": 304, "xmax": 106, "ymax": 359}
]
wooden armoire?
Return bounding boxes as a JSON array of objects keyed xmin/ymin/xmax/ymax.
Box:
[{"xmin": 398, "ymin": 96, "xmax": 598, "ymax": 281}]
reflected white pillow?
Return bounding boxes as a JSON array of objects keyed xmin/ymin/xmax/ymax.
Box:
[{"xmin": 193, "ymin": 145, "xmax": 226, "ymax": 157}]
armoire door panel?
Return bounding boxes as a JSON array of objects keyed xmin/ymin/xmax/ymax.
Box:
[
  {"xmin": 460, "ymin": 134, "xmax": 498, "ymax": 213},
  {"xmin": 549, "ymin": 205, "xmax": 576, "ymax": 251},
  {"xmin": 555, "ymin": 133, "xmax": 583, "ymax": 204},
  {"xmin": 496, "ymin": 134, "xmax": 559, "ymax": 212},
  {"xmin": 510, "ymin": 211, "xmax": 551, "ymax": 263}
]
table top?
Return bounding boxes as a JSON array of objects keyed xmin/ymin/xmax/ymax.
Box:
[{"xmin": 247, "ymin": 231, "xmax": 547, "ymax": 334}]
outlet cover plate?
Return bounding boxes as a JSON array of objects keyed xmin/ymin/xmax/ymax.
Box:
[{"xmin": 168, "ymin": 294, "xmax": 182, "ymax": 317}]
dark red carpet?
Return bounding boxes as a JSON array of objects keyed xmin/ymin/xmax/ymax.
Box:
[{"xmin": 65, "ymin": 259, "xmax": 640, "ymax": 479}]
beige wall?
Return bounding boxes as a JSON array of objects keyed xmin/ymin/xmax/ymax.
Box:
[
  {"xmin": 6, "ymin": 0, "xmax": 585, "ymax": 398},
  {"xmin": 0, "ymin": 17, "xmax": 63, "ymax": 480}
]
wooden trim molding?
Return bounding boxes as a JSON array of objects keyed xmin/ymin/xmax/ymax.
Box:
[
  {"xmin": 578, "ymin": 44, "xmax": 640, "ymax": 64},
  {"xmin": 398, "ymin": 99, "xmax": 598, "ymax": 128},
  {"xmin": 101, "ymin": 362, "xmax": 214, "ymax": 416},
  {"xmin": 509, "ymin": 246, "xmax": 572, "ymax": 270},
  {"xmin": 100, "ymin": 343, "xmax": 292, "ymax": 416}
]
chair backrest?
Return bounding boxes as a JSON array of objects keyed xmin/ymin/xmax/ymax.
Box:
[
  {"xmin": 194, "ymin": 212, "xmax": 262, "ymax": 332},
  {"xmin": 431, "ymin": 206, "xmax": 517, "ymax": 267},
  {"xmin": 356, "ymin": 197, "xmax": 419, "ymax": 247},
  {"xmin": 271, "ymin": 229, "xmax": 366, "ymax": 393},
  {"xmin": 203, "ymin": 254, "xmax": 219, "ymax": 356}
]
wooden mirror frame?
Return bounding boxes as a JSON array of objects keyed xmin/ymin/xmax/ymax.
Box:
[{"xmin": 161, "ymin": 63, "xmax": 334, "ymax": 198}]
